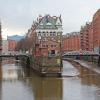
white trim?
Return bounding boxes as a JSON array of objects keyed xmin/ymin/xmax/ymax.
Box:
[{"xmin": 36, "ymin": 29, "xmax": 62, "ymax": 33}]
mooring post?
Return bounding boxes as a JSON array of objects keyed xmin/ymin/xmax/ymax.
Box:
[
  {"xmin": 98, "ymin": 55, "xmax": 100, "ymax": 66},
  {"xmin": 26, "ymin": 57, "xmax": 30, "ymax": 67}
]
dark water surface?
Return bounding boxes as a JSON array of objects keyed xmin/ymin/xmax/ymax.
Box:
[{"xmin": 0, "ymin": 59, "xmax": 100, "ymax": 100}]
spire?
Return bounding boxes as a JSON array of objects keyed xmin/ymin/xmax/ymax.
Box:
[{"xmin": 56, "ymin": 16, "xmax": 62, "ymax": 27}]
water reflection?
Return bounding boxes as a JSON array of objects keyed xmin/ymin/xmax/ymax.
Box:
[
  {"xmin": 0, "ymin": 59, "xmax": 63, "ymax": 100},
  {"xmin": 78, "ymin": 64, "xmax": 100, "ymax": 87},
  {"xmin": 1, "ymin": 60, "xmax": 24, "ymax": 82},
  {"xmin": 0, "ymin": 59, "xmax": 100, "ymax": 100},
  {"xmin": 29, "ymin": 74, "xmax": 62, "ymax": 100}
]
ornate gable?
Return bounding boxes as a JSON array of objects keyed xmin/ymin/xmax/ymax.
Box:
[
  {"xmin": 56, "ymin": 17, "xmax": 62, "ymax": 26},
  {"xmin": 37, "ymin": 15, "xmax": 59, "ymax": 29}
]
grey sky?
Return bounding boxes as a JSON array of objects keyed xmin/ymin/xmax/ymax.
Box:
[{"xmin": 0, "ymin": 0, "xmax": 100, "ymax": 38}]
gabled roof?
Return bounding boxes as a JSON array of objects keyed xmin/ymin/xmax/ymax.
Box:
[{"xmin": 36, "ymin": 15, "xmax": 62, "ymax": 29}]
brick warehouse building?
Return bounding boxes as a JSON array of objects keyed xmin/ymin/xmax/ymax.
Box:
[
  {"xmin": 93, "ymin": 9, "xmax": 100, "ymax": 53},
  {"xmin": 62, "ymin": 32, "xmax": 80, "ymax": 52},
  {"xmin": 26, "ymin": 15, "xmax": 63, "ymax": 75},
  {"xmin": 80, "ymin": 22, "xmax": 93, "ymax": 51},
  {"xmin": 7, "ymin": 40, "xmax": 18, "ymax": 51},
  {"xmin": 27, "ymin": 15, "xmax": 63, "ymax": 56},
  {"xmin": 7, "ymin": 35, "xmax": 24, "ymax": 52}
]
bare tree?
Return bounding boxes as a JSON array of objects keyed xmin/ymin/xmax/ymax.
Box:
[{"xmin": 15, "ymin": 37, "xmax": 33, "ymax": 51}]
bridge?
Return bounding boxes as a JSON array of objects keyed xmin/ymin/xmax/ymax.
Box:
[
  {"xmin": 63, "ymin": 51, "xmax": 100, "ymax": 66},
  {"xmin": 0, "ymin": 53, "xmax": 30, "ymax": 58},
  {"xmin": 0, "ymin": 53, "xmax": 31, "ymax": 67},
  {"xmin": 63, "ymin": 51, "xmax": 99, "ymax": 56}
]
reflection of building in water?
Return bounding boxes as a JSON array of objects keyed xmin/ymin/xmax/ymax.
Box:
[
  {"xmin": 3, "ymin": 69, "xmax": 18, "ymax": 81},
  {"xmin": 1, "ymin": 59, "xmax": 25, "ymax": 81},
  {"xmin": 2, "ymin": 58, "xmax": 16, "ymax": 65},
  {"xmin": 81, "ymin": 69, "xmax": 100, "ymax": 86},
  {"xmin": 78, "ymin": 65, "xmax": 100, "ymax": 86},
  {"xmin": 29, "ymin": 74, "xmax": 62, "ymax": 100},
  {"xmin": 41, "ymin": 79, "xmax": 62, "ymax": 100},
  {"xmin": 2, "ymin": 67, "xmax": 25, "ymax": 81}
]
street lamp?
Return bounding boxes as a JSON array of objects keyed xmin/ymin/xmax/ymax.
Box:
[{"xmin": 58, "ymin": 38, "xmax": 62, "ymax": 72}]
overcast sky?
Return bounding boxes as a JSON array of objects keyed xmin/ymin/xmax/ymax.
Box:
[{"xmin": 0, "ymin": 0, "xmax": 100, "ymax": 38}]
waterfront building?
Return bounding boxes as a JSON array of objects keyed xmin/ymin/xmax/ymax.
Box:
[
  {"xmin": 93, "ymin": 9, "xmax": 100, "ymax": 53},
  {"xmin": 62, "ymin": 32, "xmax": 80, "ymax": 52},
  {"xmin": 36, "ymin": 15, "xmax": 62, "ymax": 56},
  {"xmin": 27, "ymin": 15, "xmax": 63, "ymax": 56},
  {"xmin": 80, "ymin": 22, "xmax": 93, "ymax": 51},
  {"xmin": 7, "ymin": 35, "xmax": 24, "ymax": 52},
  {"xmin": 7, "ymin": 39, "xmax": 18, "ymax": 51},
  {"xmin": 26, "ymin": 15, "xmax": 63, "ymax": 75}
]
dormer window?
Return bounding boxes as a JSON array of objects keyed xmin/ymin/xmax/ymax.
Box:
[
  {"xmin": 38, "ymin": 33, "xmax": 41, "ymax": 36},
  {"xmin": 47, "ymin": 33, "xmax": 49, "ymax": 36},
  {"xmin": 43, "ymin": 31, "xmax": 45, "ymax": 33},
  {"xmin": 46, "ymin": 22, "xmax": 52, "ymax": 26},
  {"xmin": 53, "ymin": 31, "xmax": 56, "ymax": 33},
  {"xmin": 40, "ymin": 23, "xmax": 43, "ymax": 25},
  {"xmin": 57, "ymin": 32, "xmax": 61, "ymax": 35}
]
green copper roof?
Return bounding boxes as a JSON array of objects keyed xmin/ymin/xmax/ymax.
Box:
[{"xmin": 36, "ymin": 15, "xmax": 62, "ymax": 29}]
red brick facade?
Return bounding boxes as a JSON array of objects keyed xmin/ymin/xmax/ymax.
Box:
[
  {"xmin": 8, "ymin": 40, "xmax": 18, "ymax": 51},
  {"xmin": 26, "ymin": 9, "xmax": 100, "ymax": 54},
  {"xmin": 93, "ymin": 9, "xmax": 100, "ymax": 53},
  {"xmin": 62, "ymin": 32, "xmax": 80, "ymax": 52},
  {"xmin": 63, "ymin": 9, "xmax": 100, "ymax": 53},
  {"xmin": 79, "ymin": 9, "xmax": 100, "ymax": 53},
  {"xmin": 80, "ymin": 22, "xmax": 93, "ymax": 51},
  {"xmin": 27, "ymin": 15, "xmax": 62, "ymax": 56}
]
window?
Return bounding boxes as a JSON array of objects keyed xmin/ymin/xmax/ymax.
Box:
[
  {"xmin": 47, "ymin": 33, "xmax": 49, "ymax": 36},
  {"xmin": 53, "ymin": 31, "xmax": 56, "ymax": 33},
  {"xmin": 38, "ymin": 33, "xmax": 41, "ymax": 36},
  {"xmin": 52, "ymin": 33, "xmax": 55, "ymax": 36},
  {"xmin": 51, "ymin": 50, "xmax": 55, "ymax": 55},
  {"xmin": 50, "ymin": 33, "xmax": 52, "ymax": 36},
  {"xmin": 43, "ymin": 33, "xmax": 46, "ymax": 36},
  {"xmin": 51, "ymin": 45, "xmax": 53, "ymax": 47},
  {"xmin": 54, "ymin": 45, "xmax": 56, "ymax": 47},
  {"xmin": 42, "ymin": 45, "xmax": 45, "ymax": 47},
  {"xmin": 57, "ymin": 32, "xmax": 61, "ymax": 35},
  {"xmin": 43, "ymin": 31, "xmax": 45, "ymax": 33}
]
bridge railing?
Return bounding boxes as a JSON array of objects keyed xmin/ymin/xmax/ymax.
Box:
[{"xmin": 63, "ymin": 52, "xmax": 100, "ymax": 66}]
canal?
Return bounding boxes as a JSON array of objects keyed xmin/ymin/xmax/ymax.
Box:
[{"xmin": 0, "ymin": 59, "xmax": 100, "ymax": 100}]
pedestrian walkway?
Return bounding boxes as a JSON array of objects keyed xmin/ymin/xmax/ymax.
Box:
[
  {"xmin": 62, "ymin": 60, "xmax": 79, "ymax": 76},
  {"xmin": 74, "ymin": 60, "xmax": 100, "ymax": 74}
]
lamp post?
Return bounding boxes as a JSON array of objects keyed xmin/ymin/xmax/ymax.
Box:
[{"xmin": 58, "ymin": 36, "xmax": 62, "ymax": 73}]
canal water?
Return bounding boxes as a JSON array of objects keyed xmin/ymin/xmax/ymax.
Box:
[{"xmin": 0, "ymin": 59, "xmax": 100, "ymax": 100}]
